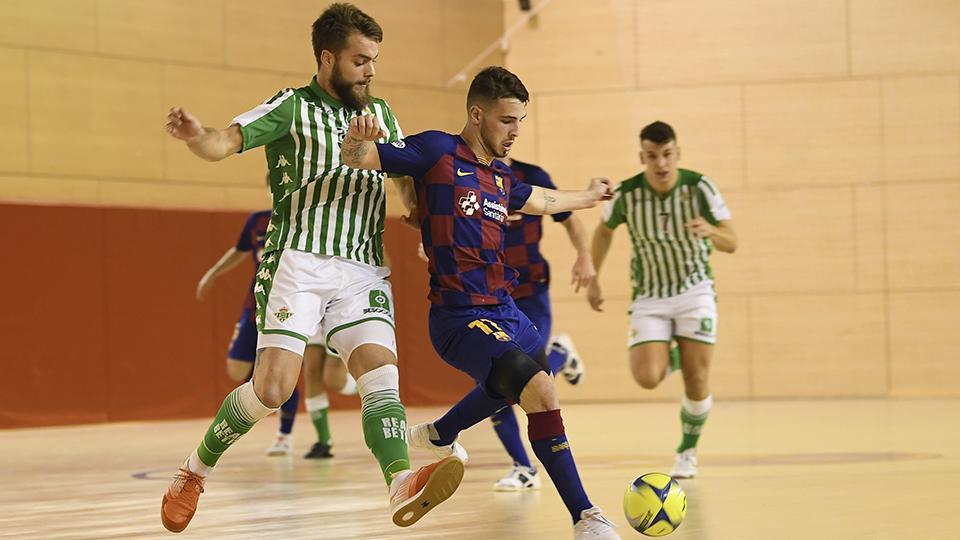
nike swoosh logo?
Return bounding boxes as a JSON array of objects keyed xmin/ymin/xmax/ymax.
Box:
[{"xmin": 456, "ymin": 168, "xmax": 474, "ymax": 177}]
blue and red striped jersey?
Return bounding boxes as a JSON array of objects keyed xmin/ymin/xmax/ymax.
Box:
[
  {"xmin": 504, "ymin": 160, "xmax": 571, "ymax": 299},
  {"xmin": 376, "ymin": 131, "xmax": 533, "ymax": 307},
  {"xmin": 235, "ymin": 210, "xmax": 271, "ymax": 312}
]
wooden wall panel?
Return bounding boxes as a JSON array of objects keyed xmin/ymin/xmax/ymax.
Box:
[
  {"xmin": 0, "ymin": 48, "xmax": 28, "ymax": 173},
  {"xmin": 635, "ymin": 0, "xmax": 848, "ymax": 86},
  {"xmin": 854, "ymin": 185, "xmax": 886, "ymax": 291},
  {"xmin": 744, "ymin": 80, "xmax": 882, "ymax": 188},
  {"xmin": 352, "ymin": 0, "xmax": 444, "ymax": 86},
  {"xmin": 223, "ymin": 0, "xmax": 318, "ymax": 74},
  {"xmin": 0, "ymin": 0, "xmax": 97, "ymax": 52},
  {"xmin": 162, "ymin": 65, "xmax": 302, "ymax": 185},
  {"xmin": 0, "ymin": 176, "xmax": 99, "ymax": 205},
  {"xmin": 99, "ymin": 181, "xmax": 226, "ymax": 210},
  {"xmin": 889, "ymin": 292, "xmax": 960, "ymax": 397},
  {"xmin": 97, "ymin": 0, "xmax": 224, "ymax": 64},
  {"xmin": 885, "ymin": 183, "xmax": 960, "ymax": 290},
  {"xmin": 537, "ymin": 86, "xmax": 744, "ymax": 191},
  {"xmin": 441, "ymin": 0, "xmax": 505, "ymax": 85},
  {"xmin": 504, "ymin": 0, "xmax": 636, "ymax": 93},
  {"xmin": 709, "ymin": 295, "xmax": 752, "ymax": 399},
  {"xmin": 28, "ymin": 52, "xmax": 164, "ymax": 179},
  {"xmin": 751, "ymin": 293, "xmax": 887, "ymax": 397},
  {"xmin": 850, "ymin": 0, "xmax": 960, "ymax": 75},
  {"xmin": 225, "ymin": 186, "xmax": 271, "ymax": 211},
  {"xmin": 881, "ymin": 75, "xmax": 960, "ymax": 182},
  {"xmin": 376, "ymin": 85, "xmax": 464, "ymax": 136},
  {"xmin": 712, "ymin": 189, "xmax": 855, "ymax": 294}
]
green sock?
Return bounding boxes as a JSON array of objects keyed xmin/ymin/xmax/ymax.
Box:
[
  {"xmin": 310, "ymin": 407, "xmax": 332, "ymax": 445},
  {"xmin": 676, "ymin": 398, "xmax": 711, "ymax": 453},
  {"xmin": 361, "ymin": 388, "xmax": 411, "ymax": 484},
  {"xmin": 197, "ymin": 384, "xmax": 269, "ymax": 467},
  {"xmin": 669, "ymin": 344, "xmax": 681, "ymax": 372}
]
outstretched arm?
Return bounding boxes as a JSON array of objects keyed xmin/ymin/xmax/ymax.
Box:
[
  {"xmin": 586, "ymin": 223, "xmax": 615, "ymax": 311},
  {"xmin": 196, "ymin": 247, "xmax": 248, "ymax": 300},
  {"xmin": 519, "ymin": 178, "xmax": 613, "ymax": 215},
  {"xmin": 559, "ymin": 215, "xmax": 595, "ymax": 293},
  {"xmin": 165, "ymin": 107, "xmax": 242, "ymax": 162},
  {"xmin": 340, "ymin": 115, "xmax": 385, "ymax": 170}
]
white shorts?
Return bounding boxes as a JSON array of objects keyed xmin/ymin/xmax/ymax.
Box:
[
  {"xmin": 628, "ymin": 280, "xmax": 718, "ymax": 347},
  {"xmin": 255, "ymin": 250, "xmax": 396, "ymax": 358}
]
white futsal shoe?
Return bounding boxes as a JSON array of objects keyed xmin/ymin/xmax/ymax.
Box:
[
  {"xmin": 493, "ymin": 464, "xmax": 541, "ymax": 491},
  {"xmin": 407, "ymin": 423, "xmax": 469, "ymax": 463},
  {"xmin": 573, "ymin": 506, "xmax": 621, "ymax": 539},
  {"xmin": 265, "ymin": 433, "xmax": 292, "ymax": 456},
  {"xmin": 670, "ymin": 448, "xmax": 698, "ymax": 479},
  {"xmin": 552, "ymin": 333, "xmax": 585, "ymax": 385}
]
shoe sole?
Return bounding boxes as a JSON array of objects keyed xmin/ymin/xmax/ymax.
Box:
[
  {"xmin": 392, "ymin": 457, "xmax": 464, "ymax": 527},
  {"xmin": 493, "ymin": 483, "xmax": 540, "ymax": 492},
  {"xmin": 160, "ymin": 494, "xmax": 192, "ymax": 533}
]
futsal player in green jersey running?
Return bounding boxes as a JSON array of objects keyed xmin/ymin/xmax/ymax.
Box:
[
  {"xmin": 588, "ymin": 121, "xmax": 738, "ymax": 479},
  {"xmin": 159, "ymin": 4, "xmax": 463, "ymax": 533}
]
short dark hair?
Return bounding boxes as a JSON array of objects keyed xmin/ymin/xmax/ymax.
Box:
[
  {"xmin": 467, "ymin": 66, "xmax": 529, "ymax": 107},
  {"xmin": 640, "ymin": 121, "xmax": 677, "ymax": 144},
  {"xmin": 311, "ymin": 3, "xmax": 382, "ymax": 66}
]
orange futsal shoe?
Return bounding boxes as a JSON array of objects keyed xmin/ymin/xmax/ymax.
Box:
[
  {"xmin": 388, "ymin": 456, "xmax": 464, "ymax": 527},
  {"xmin": 160, "ymin": 468, "xmax": 205, "ymax": 533}
]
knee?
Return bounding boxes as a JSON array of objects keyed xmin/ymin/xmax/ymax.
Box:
[
  {"xmin": 682, "ymin": 369, "xmax": 709, "ymax": 392},
  {"xmin": 254, "ymin": 374, "xmax": 295, "ymax": 409},
  {"xmin": 631, "ymin": 366, "xmax": 662, "ymax": 390}
]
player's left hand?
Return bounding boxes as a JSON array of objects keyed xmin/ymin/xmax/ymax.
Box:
[
  {"xmin": 684, "ymin": 217, "xmax": 716, "ymax": 238},
  {"xmin": 587, "ymin": 177, "xmax": 614, "ymax": 202},
  {"xmin": 347, "ymin": 114, "xmax": 386, "ymax": 142},
  {"xmin": 570, "ymin": 254, "xmax": 596, "ymax": 293}
]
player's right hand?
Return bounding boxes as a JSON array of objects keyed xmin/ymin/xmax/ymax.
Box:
[
  {"xmin": 587, "ymin": 281, "xmax": 604, "ymax": 312},
  {"xmin": 347, "ymin": 115, "xmax": 386, "ymax": 142},
  {"xmin": 196, "ymin": 274, "xmax": 214, "ymax": 301},
  {"xmin": 166, "ymin": 107, "xmax": 204, "ymax": 142}
]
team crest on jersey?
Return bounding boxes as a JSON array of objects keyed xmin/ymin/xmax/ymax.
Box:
[
  {"xmin": 458, "ymin": 191, "xmax": 481, "ymax": 216},
  {"xmin": 494, "ymin": 175, "xmax": 505, "ymax": 195},
  {"xmin": 391, "ymin": 140, "xmax": 406, "ymax": 148},
  {"xmin": 680, "ymin": 189, "xmax": 691, "ymax": 203},
  {"xmin": 274, "ymin": 307, "xmax": 294, "ymax": 323}
]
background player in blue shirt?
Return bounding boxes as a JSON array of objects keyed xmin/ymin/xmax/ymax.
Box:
[
  {"xmin": 196, "ymin": 204, "xmax": 356, "ymax": 459},
  {"xmin": 341, "ymin": 66, "xmax": 621, "ymax": 540}
]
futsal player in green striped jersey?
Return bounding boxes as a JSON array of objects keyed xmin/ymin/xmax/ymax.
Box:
[
  {"xmin": 588, "ymin": 121, "xmax": 738, "ymax": 479},
  {"xmin": 159, "ymin": 4, "xmax": 463, "ymax": 533}
]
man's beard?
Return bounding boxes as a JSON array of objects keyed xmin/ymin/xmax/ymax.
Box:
[{"xmin": 331, "ymin": 64, "xmax": 371, "ymax": 111}]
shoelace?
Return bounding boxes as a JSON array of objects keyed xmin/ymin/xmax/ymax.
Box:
[
  {"xmin": 579, "ymin": 508, "xmax": 615, "ymax": 532},
  {"xmin": 171, "ymin": 469, "xmax": 204, "ymax": 496}
]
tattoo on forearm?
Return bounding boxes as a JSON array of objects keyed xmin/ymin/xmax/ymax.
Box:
[
  {"xmin": 341, "ymin": 135, "xmax": 369, "ymax": 166},
  {"xmin": 543, "ymin": 192, "xmax": 557, "ymax": 214}
]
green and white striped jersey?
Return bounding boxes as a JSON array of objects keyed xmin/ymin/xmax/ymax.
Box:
[
  {"xmin": 232, "ymin": 78, "xmax": 403, "ymax": 266},
  {"xmin": 602, "ymin": 169, "xmax": 731, "ymax": 299}
]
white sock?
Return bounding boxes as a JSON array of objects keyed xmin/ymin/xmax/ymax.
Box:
[
  {"xmin": 185, "ymin": 451, "xmax": 214, "ymax": 478},
  {"xmin": 682, "ymin": 394, "xmax": 713, "ymax": 416},
  {"xmin": 339, "ymin": 373, "xmax": 358, "ymax": 396},
  {"xmin": 305, "ymin": 393, "xmax": 330, "ymax": 412}
]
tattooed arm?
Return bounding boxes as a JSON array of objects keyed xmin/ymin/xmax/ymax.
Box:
[
  {"xmin": 339, "ymin": 115, "xmax": 385, "ymax": 170},
  {"xmin": 519, "ymin": 178, "xmax": 614, "ymax": 215}
]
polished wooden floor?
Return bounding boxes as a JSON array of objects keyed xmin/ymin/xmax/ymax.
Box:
[{"xmin": 2, "ymin": 399, "xmax": 959, "ymax": 539}]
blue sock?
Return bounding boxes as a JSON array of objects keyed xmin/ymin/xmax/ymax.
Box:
[
  {"xmin": 528, "ymin": 409, "xmax": 592, "ymax": 523},
  {"xmin": 547, "ymin": 345, "xmax": 567, "ymax": 375},
  {"xmin": 433, "ymin": 385, "xmax": 508, "ymax": 445},
  {"xmin": 491, "ymin": 406, "xmax": 532, "ymax": 468},
  {"xmin": 279, "ymin": 386, "xmax": 299, "ymax": 435}
]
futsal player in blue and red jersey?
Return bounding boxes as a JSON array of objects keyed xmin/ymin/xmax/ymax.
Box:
[{"xmin": 340, "ymin": 66, "xmax": 621, "ymax": 540}]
